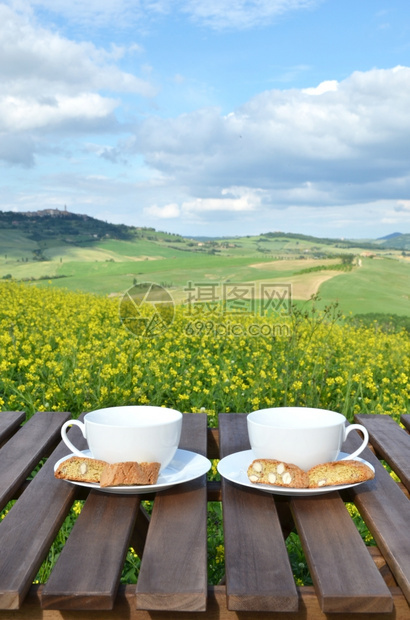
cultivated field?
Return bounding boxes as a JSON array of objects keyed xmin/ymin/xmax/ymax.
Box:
[{"xmin": 2, "ymin": 228, "xmax": 410, "ymax": 316}]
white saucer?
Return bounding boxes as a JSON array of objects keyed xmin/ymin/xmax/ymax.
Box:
[
  {"xmin": 217, "ymin": 450, "xmax": 375, "ymax": 496},
  {"xmin": 54, "ymin": 449, "xmax": 211, "ymax": 495}
]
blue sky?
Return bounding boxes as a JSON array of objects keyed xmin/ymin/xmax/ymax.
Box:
[{"xmin": 1, "ymin": 0, "xmax": 410, "ymax": 239}]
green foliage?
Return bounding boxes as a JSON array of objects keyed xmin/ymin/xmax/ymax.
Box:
[
  {"xmin": 261, "ymin": 231, "xmax": 383, "ymax": 250},
  {"xmin": 348, "ymin": 313, "xmax": 410, "ymax": 333},
  {"xmin": 0, "ymin": 210, "xmax": 135, "ymax": 242},
  {"xmin": 207, "ymin": 502, "xmax": 225, "ymax": 584},
  {"xmin": 286, "ymin": 533, "xmax": 313, "ymax": 586},
  {"xmin": 295, "ymin": 262, "xmax": 353, "ymax": 275}
]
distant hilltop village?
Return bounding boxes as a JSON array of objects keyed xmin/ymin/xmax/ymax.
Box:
[
  {"xmin": 0, "ymin": 207, "xmax": 137, "ymax": 242},
  {"xmin": 23, "ymin": 207, "xmax": 89, "ymax": 219}
]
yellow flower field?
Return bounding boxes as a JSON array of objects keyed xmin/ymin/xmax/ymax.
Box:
[{"xmin": 0, "ymin": 280, "xmax": 409, "ymax": 422}]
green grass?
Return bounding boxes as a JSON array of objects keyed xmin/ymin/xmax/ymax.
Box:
[
  {"xmin": 317, "ymin": 257, "xmax": 410, "ymax": 316},
  {"xmin": 0, "ymin": 230, "xmax": 38, "ymax": 261},
  {"xmin": 5, "ymin": 253, "xmax": 410, "ymax": 317},
  {"xmin": 2, "ymin": 226, "xmax": 410, "ymax": 316},
  {"xmin": 30, "ymin": 253, "xmax": 281, "ymax": 295}
]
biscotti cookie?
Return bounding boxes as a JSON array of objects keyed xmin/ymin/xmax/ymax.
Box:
[
  {"xmin": 247, "ymin": 459, "xmax": 309, "ymax": 488},
  {"xmin": 55, "ymin": 456, "xmax": 108, "ymax": 483},
  {"xmin": 308, "ymin": 460, "xmax": 374, "ymax": 488},
  {"xmin": 100, "ymin": 461, "xmax": 160, "ymax": 487}
]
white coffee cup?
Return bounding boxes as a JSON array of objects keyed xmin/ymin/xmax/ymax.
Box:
[
  {"xmin": 61, "ymin": 406, "xmax": 183, "ymax": 470},
  {"xmin": 247, "ymin": 407, "xmax": 369, "ymax": 471}
]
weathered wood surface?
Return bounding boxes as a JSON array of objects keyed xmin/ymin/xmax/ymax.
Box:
[
  {"xmin": 355, "ymin": 413, "xmax": 410, "ymax": 490},
  {"xmin": 284, "ymin": 420, "xmax": 394, "ymax": 614},
  {"xmin": 0, "ymin": 411, "xmax": 71, "ymax": 513},
  {"xmin": 349, "ymin": 415, "xmax": 410, "ymax": 606},
  {"xmin": 0, "ymin": 414, "xmax": 83, "ymax": 609},
  {"xmin": 136, "ymin": 413, "xmax": 208, "ymax": 612},
  {"xmin": 41, "ymin": 491, "xmax": 141, "ymax": 610},
  {"xmin": 10, "ymin": 584, "xmax": 410, "ymax": 620},
  {"xmin": 291, "ymin": 492, "xmax": 392, "ymax": 613},
  {"xmin": 1, "ymin": 411, "xmax": 410, "ymax": 620},
  {"xmin": 0, "ymin": 411, "xmax": 25, "ymax": 447},
  {"xmin": 218, "ymin": 413, "xmax": 298, "ymax": 612}
]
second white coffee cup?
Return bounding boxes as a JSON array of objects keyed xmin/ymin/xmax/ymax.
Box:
[{"xmin": 247, "ymin": 406, "xmax": 369, "ymax": 471}]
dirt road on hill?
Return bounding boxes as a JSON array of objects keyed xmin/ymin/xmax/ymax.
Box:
[{"xmin": 282, "ymin": 271, "xmax": 345, "ymax": 300}]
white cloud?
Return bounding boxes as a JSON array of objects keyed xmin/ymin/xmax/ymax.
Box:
[
  {"xmin": 303, "ymin": 80, "xmax": 338, "ymax": 95},
  {"xmin": 183, "ymin": 188, "xmax": 260, "ymax": 214},
  {"xmin": 145, "ymin": 203, "xmax": 181, "ymax": 218},
  {"xmin": 0, "ymin": 5, "xmax": 155, "ymax": 97},
  {"xmin": 126, "ymin": 66, "xmax": 410, "ymax": 225},
  {"xmin": 0, "ymin": 94, "xmax": 119, "ymax": 132},
  {"xmin": 134, "ymin": 65, "xmax": 410, "ymax": 180},
  {"xmin": 143, "ymin": 187, "xmax": 263, "ymax": 227},
  {"xmin": 0, "ymin": 4, "xmax": 157, "ymax": 165}
]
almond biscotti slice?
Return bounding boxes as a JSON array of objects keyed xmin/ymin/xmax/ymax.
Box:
[
  {"xmin": 308, "ymin": 459, "xmax": 374, "ymax": 488},
  {"xmin": 247, "ymin": 459, "xmax": 309, "ymax": 488},
  {"xmin": 55, "ymin": 456, "xmax": 108, "ymax": 483},
  {"xmin": 100, "ymin": 461, "xmax": 160, "ymax": 487}
]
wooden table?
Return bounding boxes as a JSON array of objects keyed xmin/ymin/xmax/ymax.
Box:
[{"xmin": 0, "ymin": 410, "xmax": 409, "ymax": 619}]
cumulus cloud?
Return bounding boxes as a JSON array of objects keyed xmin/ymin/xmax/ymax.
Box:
[
  {"xmin": 302, "ymin": 80, "xmax": 338, "ymax": 95},
  {"xmin": 0, "ymin": 4, "xmax": 156, "ymax": 165},
  {"xmin": 0, "ymin": 5, "xmax": 155, "ymax": 97},
  {"xmin": 181, "ymin": 187, "xmax": 263, "ymax": 214},
  {"xmin": 132, "ymin": 66, "xmax": 410, "ymax": 188},
  {"xmin": 130, "ymin": 66, "xmax": 410, "ymax": 225},
  {"xmin": 0, "ymin": 94, "xmax": 119, "ymax": 133},
  {"xmin": 145, "ymin": 203, "xmax": 181, "ymax": 218},
  {"xmin": 143, "ymin": 187, "xmax": 264, "ymax": 230}
]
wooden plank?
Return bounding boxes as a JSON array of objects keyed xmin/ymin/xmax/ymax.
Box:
[
  {"xmin": 0, "ymin": 411, "xmax": 71, "ymax": 512},
  {"xmin": 218, "ymin": 414, "xmax": 298, "ymax": 612},
  {"xmin": 0, "ymin": 411, "xmax": 25, "ymax": 446},
  {"xmin": 401, "ymin": 413, "xmax": 410, "ymax": 432},
  {"xmin": 344, "ymin": 423, "xmax": 410, "ymax": 607},
  {"xmin": 368, "ymin": 547, "xmax": 397, "ymax": 587},
  {"xmin": 291, "ymin": 492, "xmax": 393, "ymax": 613},
  {"xmin": 41, "ymin": 491, "xmax": 141, "ymax": 610},
  {"xmin": 136, "ymin": 413, "xmax": 208, "ymax": 612},
  {"xmin": 6, "ymin": 584, "xmax": 410, "ymax": 620},
  {"xmin": 0, "ymin": 419, "xmax": 86, "ymax": 609},
  {"xmin": 355, "ymin": 414, "xmax": 410, "ymax": 490},
  {"xmin": 207, "ymin": 427, "xmax": 220, "ymax": 459}
]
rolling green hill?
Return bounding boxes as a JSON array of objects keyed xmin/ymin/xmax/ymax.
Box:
[
  {"xmin": 1, "ymin": 209, "xmax": 410, "ymax": 317},
  {"xmin": 317, "ymin": 257, "xmax": 410, "ymax": 316}
]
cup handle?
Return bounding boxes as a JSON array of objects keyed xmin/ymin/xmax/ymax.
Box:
[
  {"xmin": 61, "ymin": 419, "xmax": 87, "ymax": 457},
  {"xmin": 340, "ymin": 424, "xmax": 369, "ymax": 461}
]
